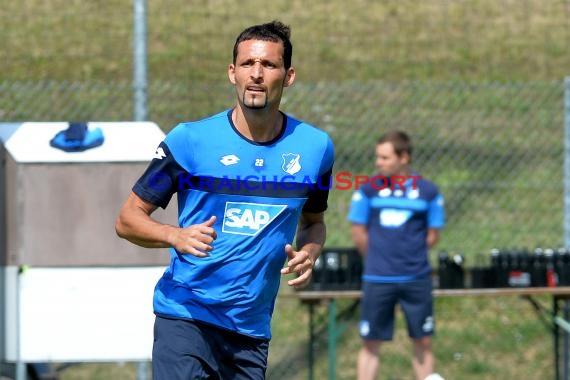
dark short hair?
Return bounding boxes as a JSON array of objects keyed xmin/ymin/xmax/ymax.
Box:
[
  {"xmin": 377, "ymin": 130, "xmax": 413, "ymax": 159},
  {"xmin": 232, "ymin": 20, "xmax": 293, "ymax": 70}
]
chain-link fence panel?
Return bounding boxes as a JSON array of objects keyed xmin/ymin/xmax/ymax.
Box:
[
  {"xmin": 280, "ymin": 81, "xmax": 566, "ymax": 256},
  {"xmin": 0, "ymin": 79, "xmax": 565, "ymax": 255},
  {"xmin": 145, "ymin": 80, "xmax": 568, "ymax": 256},
  {"xmin": 180, "ymin": 79, "xmax": 564, "ymax": 257},
  {"xmin": 0, "ymin": 81, "xmax": 133, "ymax": 122}
]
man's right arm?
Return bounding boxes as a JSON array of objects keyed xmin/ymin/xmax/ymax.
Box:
[
  {"xmin": 115, "ymin": 191, "xmax": 216, "ymax": 257},
  {"xmin": 351, "ymin": 223, "xmax": 368, "ymax": 257},
  {"xmin": 347, "ymin": 189, "xmax": 370, "ymax": 257},
  {"xmin": 115, "ymin": 191, "xmax": 177, "ymax": 248}
]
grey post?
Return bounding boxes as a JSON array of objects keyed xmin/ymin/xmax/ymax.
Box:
[
  {"xmin": 564, "ymin": 76, "xmax": 570, "ymax": 380},
  {"xmin": 134, "ymin": 1, "xmax": 150, "ymax": 379},
  {"xmin": 565, "ymin": 76, "xmax": 570, "ymax": 251},
  {"xmin": 133, "ymin": 0, "xmax": 148, "ymax": 122}
]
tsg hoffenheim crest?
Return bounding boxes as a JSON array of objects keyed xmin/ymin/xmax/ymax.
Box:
[{"xmin": 282, "ymin": 153, "xmax": 301, "ymax": 175}]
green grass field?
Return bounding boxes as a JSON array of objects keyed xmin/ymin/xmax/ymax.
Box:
[
  {"xmin": 2, "ymin": 1, "xmax": 570, "ymax": 379},
  {"xmin": 2, "ymin": 0, "xmax": 570, "ymax": 83}
]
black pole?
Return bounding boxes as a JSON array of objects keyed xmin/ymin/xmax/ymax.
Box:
[{"xmin": 555, "ymin": 296, "xmax": 560, "ymax": 380}]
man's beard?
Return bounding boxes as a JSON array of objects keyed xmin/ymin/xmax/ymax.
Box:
[{"xmin": 242, "ymin": 90, "xmax": 268, "ymax": 109}]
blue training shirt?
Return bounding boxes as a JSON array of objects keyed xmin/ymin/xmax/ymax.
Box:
[
  {"xmin": 133, "ymin": 109, "xmax": 334, "ymax": 339},
  {"xmin": 347, "ymin": 174, "xmax": 445, "ymax": 282}
]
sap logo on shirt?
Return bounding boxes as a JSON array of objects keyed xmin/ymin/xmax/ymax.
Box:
[{"xmin": 223, "ymin": 202, "xmax": 287, "ymax": 236}]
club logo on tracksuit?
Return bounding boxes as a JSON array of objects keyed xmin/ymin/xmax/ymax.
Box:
[{"xmin": 282, "ymin": 153, "xmax": 301, "ymax": 175}]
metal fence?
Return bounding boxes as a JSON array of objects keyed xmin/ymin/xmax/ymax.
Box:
[{"xmin": 1, "ymin": 79, "xmax": 566, "ymax": 256}]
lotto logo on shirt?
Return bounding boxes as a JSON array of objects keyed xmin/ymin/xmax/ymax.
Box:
[{"xmin": 223, "ymin": 202, "xmax": 287, "ymax": 236}]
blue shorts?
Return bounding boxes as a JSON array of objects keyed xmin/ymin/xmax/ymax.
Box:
[
  {"xmin": 359, "ymin": 277, "xmax": 434, "ymax": 341},
  {"xmin": 152, "ymin": 316, "xmax": 269, "ymax": 380}
]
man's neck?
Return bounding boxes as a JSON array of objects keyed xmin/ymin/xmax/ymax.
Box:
[{"xmin": 231, "ymin": 106, "xmax": 283, "ymax": 142}]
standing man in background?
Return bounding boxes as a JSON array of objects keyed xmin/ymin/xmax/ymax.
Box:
[
  {"xmin": 347, "ymin": 130, "xmax": 445, "ymax": 380},
  {"xmin": 115, "ymin": 20, "xmax": 334, "ymax": 380}
]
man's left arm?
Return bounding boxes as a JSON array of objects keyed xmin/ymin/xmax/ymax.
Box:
[
  {"xmin": 427, "ymin": 191, "xmax": 445, "ymax": 249},
  {"xmin": 280, "ymin": 211, "xmax": 326, "ymax": 288},
  {"xmin": 427, "ymin": 228, "xmax": 440, "ymax": 249}
]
